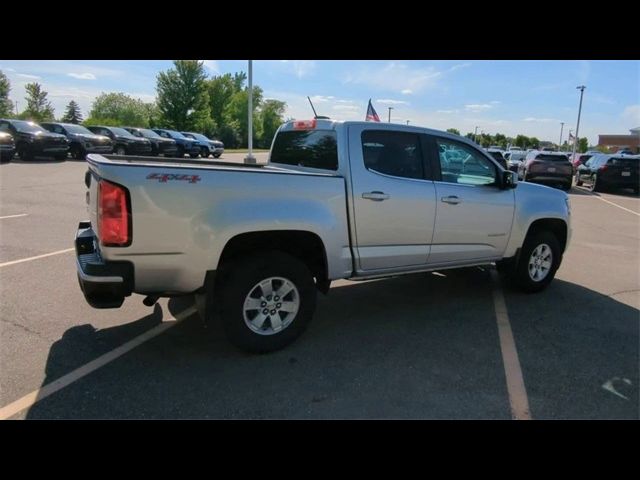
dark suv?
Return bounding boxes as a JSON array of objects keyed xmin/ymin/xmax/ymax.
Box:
[
  {"xmin": 124, "ymin": 127, "xmax": 178, "ymax": 157},
  {"xmin": 0, "ymin": 119, "xmax": 69, "ymax": 160},
  {"xmin": 0, "ymin": 131, "xmax": 15, "ymax": 162},
  {"xmin": 86, "ymin": 126, "xmax": 152, "ymax": 156},
  {"xmin": 575, "ymin": 154, "xmax": 639, "ymax": 193},
  {"xmin": 181, "ymin": 131, "xmax": 224, "ymax": 158},
  {"xmin": 152, "ymin": 129, "xmax": 200, "ymax": 158},
  {"xmin": 41, "ymin": 122, "xmax": 113, "ymax": 159},
  {"xmin": 518, "ymin": 150, "xmax": 573, "ymax": 190}
]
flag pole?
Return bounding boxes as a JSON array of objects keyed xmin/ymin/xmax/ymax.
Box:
[{"xmin": 245, "ymin": 60, "xmax": 256, "ymax": 164}]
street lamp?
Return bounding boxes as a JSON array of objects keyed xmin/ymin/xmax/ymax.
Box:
[
  {"xmin": 245, "ymin": 59, "xmax": 256, "ymax": 164},
  {"xmin": 388, "ymin": 107, "xmax": 394, "ymax": 123},
  {"xmin": 406, "ymin": 120, "xmax": 410, "ymax": 125},
  {"xmin": 474, "ymin": 126, "xmax": 479, "ymax": 144},
  {"xmin": 572, "ymin": 85, "xmax": 586, "ymax": 160},
  {"xmin": 559, "ymin": 122, "xmax": 565, "ymax": 151}
]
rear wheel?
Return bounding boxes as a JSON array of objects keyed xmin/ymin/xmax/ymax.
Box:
[
  {"xmin": 561, "ymin": 181, "xmax": 572, "ymax": 191},
  {"xmin": 216, "ymin": 251, "xmax": 317, "ymax": 353},
  {"xmin": 54, "ymin": 153, "xmax": 68, "ymax": 161},
  {"xmin": 71, "ymin": 144, "xmax": 85, "ymax": 160},
  {"xmin": 512, "ymin": 231, "xmax": 561, "ymax": 293},
  {"xmin": 575, "ymin": 172, "xmax": 583, "ymax": 186},
  {"xmin": 115, "ymin": 145, "xmax": 126, "ymax": 156},
  {"xmin": 590, "ymin": 174, "xmax": 602, "ymax": 192}
]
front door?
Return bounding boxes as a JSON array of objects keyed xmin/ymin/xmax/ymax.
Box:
[{"xmin": 428, "ymin": 135, "xmax": 515, "ymax": 264}]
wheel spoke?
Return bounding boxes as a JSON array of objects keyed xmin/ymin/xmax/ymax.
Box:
[
  {"xmin": 244, "ymin": 297, "xmax": 263, "ymax": 310},
  {"xmin": 541, "ymin": 260, "xmax": 552, "ymax": 269},
  {"xmin": 251, "ymin": 313, "xmax": 269, "ymax": 330},
  {"xmin": 270, "ymin": 314, "xmax": 282, "ymax": 331},
  {"xmin": 276, "ymin": 282, "xmax": 295, "ymax": 299},
  {"xmin": 259, "ymin": 279, "xmax": 273, "ymax": 297},
  {"xmin": 279, "ymin": 301, "xmax": 297, "ymax": 313}
]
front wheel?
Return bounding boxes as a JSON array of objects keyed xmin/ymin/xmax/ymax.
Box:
[
  {"xmin": 115, "ymin": 145, "xmax": 126, "ymax": 156},
  {"xmin": 213, "ymin": 153, "xmax": 221, "ymax": 158},
  {"xmin": 512, "ymin": 231, "xmax": 561, "ymax": 293},
  {"xmin": 17, "ymin": 143, "xmax": 34, "ymax": 161},
  {"xmin": 217, "ymin": 251, "xmax": 317, "ymax": 353},
  {"xmin": 200, "ymin": 147, "xmax": 209, "ymax": 158}
]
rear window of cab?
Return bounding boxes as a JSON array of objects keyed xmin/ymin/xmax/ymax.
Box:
[{"xmin": 270, "ymin": 130, "xmax": 338, "ymax": 171}]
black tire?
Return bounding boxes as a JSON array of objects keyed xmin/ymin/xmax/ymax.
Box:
[
  {"xmin": 176, "ymin": 146, "xmax": 185, "ymax": 158},
  {"xmin": 575, "ymin": 172, "xmax": 583, "ymax": 186},
  {"xmin": 213, "ymin": 153, "xmax": 221, "ymax": 158},
  {"xmin": 633, "ymin": 186, "xmax": 639, "ymax": 195},
  {"xmin": 17, "ymin": 143, "xmax": 34, "ymax": 161},
  {"xmin": 70, "ymin": 144, "xmax": 86, "ymax": 160},
  {"xmin": 0, "ymin": 152, "xmax": 12, "ymax": 163},
  {"xmin": 54, "ymin": 153, "xmax": 68, "ymax": 161},
  {"xmin": 561, "ymin": 182, "xmax": 571, "ymax": 191},
  {"xmin": 512, "ymin": 231, "xmax": 561, "ymax": 293},
  {"xmin": 590, "ymin": 174, "xmax": 602, "ymax": 192},
  {"xmin": 115, "ymin": 145, "xmax": 127, "ymax": 156},
  {"xmin": 200, "ymin": 147, "xmax": 209, "ymax": 158},
  {"xmin": 217, "ymin": 251, "xmax": 317, "ymax": 353},
  {"xmin": 189, "ymin": 152, "xmax": 199, "ymax": 158}
]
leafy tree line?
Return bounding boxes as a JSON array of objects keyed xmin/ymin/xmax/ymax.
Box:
[
  {"xmin": 451, "ymin": 128, "xmax": 589, "ymax": 153},
  {"xmin": 1, "ymin": 63, "xmax": 287, "ymax": 149}
]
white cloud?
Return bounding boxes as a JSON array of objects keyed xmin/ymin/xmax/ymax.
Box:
[
  {"xmin": 17, "ymin": 73, "xmax": 40, "ymax": 80},
  {"xmin": 277, "ymin": 60, "xmax": 316, "ymax": 78},
  {"xmin": 437, "ymin": 109, "xmax": 460, "ymax": 114},
  {"xmin": 523, "ymin": 117, "xmax": 561, "ymax": 123},
  {"xmin": 465, "ymin": 104, "xmax": 493, "ymax": 112},
  {"xmin": 490, "ymin": 100, "xmax": 501, "ymax": 104},
  {"xmin": 344, "ymin": 62, "xmax": 443, "ymax": 94},
  {"xmin": 200, "ymin": 60, "xmax": 219, "ymax": 73},
  {"xmin": 310, "ymin": 95, "xmax": 335, "ymax": 103},
  {"xmin": 333, "ymin": 105, "xmax": 359, "ymax": 111},
  {"xmin": 68, "ymin": 72, "xmax": 96, "ymax": 80},
  {"xmin": 621, "ymin": 104, "xmax": 640, "ymax": 124},
  {"xmin": 447, "ymin": 63, "xmax": 472, "ymax": 72},
  {"xmin": 376, "ymin": 99, "xmax": 409, "ymax": 105}
]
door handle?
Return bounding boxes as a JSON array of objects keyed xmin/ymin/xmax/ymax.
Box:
[
  {"xmin": 362, "ymin": 191, "xmax": 390, "ymax": 201},
  {"xmin": 441, "ymin": 195, "xmax": 461, "ymax": 205}
]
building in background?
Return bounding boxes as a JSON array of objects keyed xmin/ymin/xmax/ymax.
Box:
[{"xmin": 597, "ymin": 127, "xmax": 640, "ymax": 153}]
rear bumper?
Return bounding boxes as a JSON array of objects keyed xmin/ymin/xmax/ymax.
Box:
[
  {"xmin": 527, "ymin": 172, "xmax": 572, "ymax": 184},
  {"xmin": 75, "ymin": 221, "xmax": 134, "ymax": 309},
  {"xmin": 86, "ymin": 145, "xmax": 114, "ymax": 154}
]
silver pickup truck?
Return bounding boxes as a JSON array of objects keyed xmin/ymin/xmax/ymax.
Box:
[{"xmin": 76, "ymin": 119, "xmax": 571, "ymax": 352}]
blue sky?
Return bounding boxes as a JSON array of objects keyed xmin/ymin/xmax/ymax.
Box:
[{"xmin": 0, "ymin": 60, "xmax": 638, "ymax": 145}]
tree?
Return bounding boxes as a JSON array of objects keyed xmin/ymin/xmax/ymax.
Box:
[
  {"xmin": 21, "ymin": 82, "xmax": 54, "ymax": 121},
  {"xmin": 528, "ymin": 137, "xmax": 540, "ymax": 149},
  {"xmin": 258, "ymin": 99, "xmax": 286, "ymax": 148},
  {"xmin": 206, "ymin": 73, "xmax": 242, "ymax": 128},
  {"xmin": 446, "ymin": 128, "xmax": 460, "ymax": 136},
  {"xmin": 224, "ymin": 86, "xmax": 263, "ymax": 148},
  {"xmin": 493, "ymin": 133, "xmax": 507, "ymax": 149},
  {"xmin": 86, "ymin": 92, "xmax": 152, "ymax": 127},
  {"xmin": 0, "ymin": 70, "xmax": 13, "ymax": 117},
  {"xmin": 465, "ymin": 132, "xmax": 475, "ymax": 141},
  {"xmin": 156, "ymin": 60, "xmax": 211, "ymax": 131},
  {"xmin": 61, "ymin": 100, "xmax": 83, "ymax": 124},
  {"xmin": 578, "ymin": 137, "xmax": 588, "ymax": 153}
]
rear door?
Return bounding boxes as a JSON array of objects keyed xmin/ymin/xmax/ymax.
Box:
[
  {"xmin": 427, "ymin": 135, "xmax": 515, "ymax": 264},
  {"xmin": 348, "ymin": 125, "xmax": 437, "ymax": 271}
]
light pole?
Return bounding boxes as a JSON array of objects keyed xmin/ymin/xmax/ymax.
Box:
[
  {"xmin": 559, "ymin": 122, "xmax": 565, "ymax": 151},
  {"xmin": 474, "ymin": 126, "xmax": 479, "ymax": 144},
  {"xmin": 245, "ymin": 60, "xmax": 256, "ymax": 164},
  {"xmin": 388, "ymin": 107, "xmax": 394, "ymax": 123},
  {"xmin": 572, "ymin": 85, "xmax": 586, "ymax": 160}
]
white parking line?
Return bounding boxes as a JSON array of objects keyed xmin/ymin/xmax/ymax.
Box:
[
  {"xmin": 490, "ymin": 270, "xmax": 532, "ymax": 420},
  {"xmin": 0, "ymin": 248, "xmax": 75, "ymax": 268},
  {"xmin": 0, "ymin": 305, "xmax": 198, "ymax": 420},
  {"xmin": 574, "ymin": 188, "xmax": 640, "ymax": 217},
  {"xmin": 0, "ymin": 214, "xmax": 28, "ymax": 220}
]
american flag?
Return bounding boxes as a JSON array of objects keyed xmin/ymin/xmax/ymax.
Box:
[
  {"xmin": 568, "ymin": 132, "xmax": 575, "ymax": 145},
  {"xmin": 365, "ymin": 99, "xmax": 380, "ymax": 122}
]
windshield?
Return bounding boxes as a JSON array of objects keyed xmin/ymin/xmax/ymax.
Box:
[
  {"xmin": 12, "ymin": 120, "xmax": 47, "ymax": 134},
  {"xmin": 138, "ymin": 128, "xmax": 162, "ymax": 138},
  {"xmin": 188, "ymin": 133, "xmax": 208, "ymax": 142},
  {"xmin": 161, "ymin": 130, "xmax": 187, "ymax": 139},
  {"xmin": 110, "ymin": 127, "xmax": 137, "ymax": 138},
  {"xmin": 509, "ymin": 153, "xmax": 526, "ymax": 161},
  {"xmin": 64, "ymin": 124, "xmax": 94, "ymax": 135}
]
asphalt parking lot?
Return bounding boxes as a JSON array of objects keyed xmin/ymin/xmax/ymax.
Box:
[{"xmin": 1, "ymin": 155, "xmax": 638, "ymax": 419}]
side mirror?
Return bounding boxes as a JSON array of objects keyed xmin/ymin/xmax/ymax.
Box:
[{"xmin": 502, "ymin": 170, "xmax": 518, "ymax": 189}]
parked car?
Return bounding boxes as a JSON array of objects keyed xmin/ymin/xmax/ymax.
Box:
[
  {"xmin": 504, "ymin": 151, "xmax": 527, "ymax": 173},
  {"xmin": 86, "ymin": 126, "xmax": 152, "ymax": 156},
  {"xmin": 615, "ymin": 149, "xmax": 635, "ymax": 155},
  {"xmin": 487, "ymin": 148, "xmax": 508, "ymax": 169},
  {"xmin": 123, "ymin": 127, "xmax": 178, "ymax": 157},
  {"xmin": 518, "ymin": 151, "xmax": 573, "ymax": 190},
  {"xmin": 152, "ymin": 129, "xmax": 200, "ymax": 158},
  {"xmin": 575, "ymin": 154, "xmax": 639, "ymax": 193},
  {"xmin": 570, "ymin": 153, "xmax": 593, "ymax": 173},
  {"xmin": 41, "ymin": 122, "xmax": 112, "ymax": 159},
  {"xmin": 181, "ymin": 131, "xmax": 224, "ymax": 158},
  {"xmin": 0, "ymin": 131, "xmax": 15, "ymax": 162},
  {"xmin": 75, "ymin": 119, "xmax": 571, "ymax": 353},
  {"xmin": 0, "ymin": 119, "xmax": 69, "ymax": 160}
]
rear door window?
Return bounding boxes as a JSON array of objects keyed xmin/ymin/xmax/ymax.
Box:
[
  {"xmin": 361, "ymin": 130, "xmax": 424, "ymax": 180},
  {"xmin": 271, "ymin": 130, "xmax": 338, "ymax": 171}
]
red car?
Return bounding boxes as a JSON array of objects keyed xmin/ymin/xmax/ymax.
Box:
[{"xmin": 570, "ymin": 153, "xmax": 593, "ymax": 173}]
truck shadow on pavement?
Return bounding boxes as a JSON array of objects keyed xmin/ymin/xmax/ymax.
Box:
[{"xmin": 25, "ymin": 269, "xmax": 639, "ymax": 419}]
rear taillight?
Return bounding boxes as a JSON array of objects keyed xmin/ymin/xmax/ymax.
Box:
[
  {"xmin": 528, "ymin": 160, "xmax": 541, "ymax": 171},
  {"xmin": 599, "ymin": 165, "xmax": 608, "ymax": 172},
  {"xmin": 292, "ymin": 119, "xmax": 317, "ymax": 130},
  {"xmin": 98, "ymin": 179, "xmax": 130, "ymax": 246}
]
